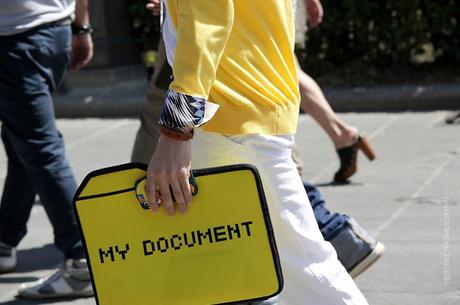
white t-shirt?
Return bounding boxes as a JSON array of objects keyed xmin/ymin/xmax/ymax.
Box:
[
  {"xmin": 0, "ymin": 0, "xmax": 75, "ymax": 36},
  {"xmin": 294, "ymin": 0, "xmax": 308, "ymax": 46}
]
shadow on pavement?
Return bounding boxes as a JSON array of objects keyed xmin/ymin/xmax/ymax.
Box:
[
  {"xmin": 314, "ymin": 181, "xmax": 364, "ymax": 187},
  {"xmin": 0, "ymin": 276, "xmax": 38, "ymax": 284},
  {"xmin": 16, "ymin": 244, "xmax": 62, "ymax": 274},
  {"xmin": 0, "ymin": 297, "xmax": 94, "ymax": 305},
  {"xmin": 0, "ymin": 244, "xmax": 62, "ymax": 285}
]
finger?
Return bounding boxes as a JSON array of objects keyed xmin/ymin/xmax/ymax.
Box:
[
  {"xmin": 71, "ymin": 56, "xmax": 83, "ymax": 70},
  {"xmin": 159, "ymin": 181, "xmax": 175, "ymax": 215},
  {"xmin": 309, "ymin": 14, "xmax": 320, "ymax": 28},
  {"xmin": 145, "ymin": 178, "xmax": 160, "ymax": 212},
  {"xmin": 149, "ymin": 0, "xmax": 161, "ymax": 7},
  {"xmin": 70, "ymin": 50, "xmax": 91, "ymax": 71},
  {"xmin": 70, "ymin": 57, "xmax": 82, "ymax": 70},
  {"xmin": 318, "ymin": 15, "xmax": 323, "ymax": 25},
  {"xmin": 318, "ymin": 6, "xmax": 324, "ymax": 19},
  {"xmin": 145, "ymin": 3, "xmax": 160, "ymax": 15},
  {"xmin": 80, "ymin": 55, "xmax": 92, "ymax": 69},
  {"xmin": 170, "ymin": 179, "xmax": 187, "ymax": 213},
  {"xmin": 178, "ymin": 171, "xmax": 193, "ymax": 207},
  {"xmin": 82, "ymin": 47, "xmax": 93, "ymax": 67}
]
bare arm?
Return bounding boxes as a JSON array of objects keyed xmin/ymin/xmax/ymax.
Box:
[
  {"xmin": 74, "ymin": 0, "xmax": 90, "ymax": 26},
  {"xmin": 303, "ymin": 0, "xmax": 324, "ymax": 28},
  {"xmin": 70, "ymin": 0, "xmax": 94, "ymax": 70}
]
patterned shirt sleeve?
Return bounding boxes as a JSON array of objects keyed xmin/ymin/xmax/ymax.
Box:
[
  {"xmin": 158, "ymin": 0, "xmax": 234, "ymax": 132},
  {"xmin": 158, "ymin": 89, "xmax": 206, "ymax": 132}
]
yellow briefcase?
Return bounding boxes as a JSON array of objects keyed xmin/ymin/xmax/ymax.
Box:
[{"xmin": 74, "ymin": 163, "xmax": 283, "ymax": 305}]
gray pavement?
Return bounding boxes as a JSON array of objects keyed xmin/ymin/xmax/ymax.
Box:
[
  {"xmin": 0, "ymin": 112, "xmax": 459, "ymax": 305},
  {"xmin": 53, "ymin": 68, "xmax": 460, "ymax": 117},
  {"xmin": 53, "ymin": 79, "xmax": 460, "ymax": 118}
]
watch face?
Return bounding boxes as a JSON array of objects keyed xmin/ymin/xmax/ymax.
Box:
[{"xmin": 72, "ymin": 24, "xmax": 94, "ymax": 34}]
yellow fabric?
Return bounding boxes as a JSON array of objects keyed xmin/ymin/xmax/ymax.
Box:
[
  {"xmin": 74, "ymin": 164, "xmax": 282, "ymax": 305},
  {"xmin": 165, "ymin": 0, "xmax": 300, "ymax": 135}
]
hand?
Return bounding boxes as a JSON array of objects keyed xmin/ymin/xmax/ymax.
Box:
[
  {"xmin": 70, "ymin": 33, "xmax": 93, "ymax": 70},
  {"xmin": 305, "ymin": 0, "xmax": 324, "ymax": 28},
  {"xmin": 146, "ymin": 0, "xmax": 161, "ymax": 16},
  {"xmin": 146, "ymin": 135, "xmax": 193, "ymax": 215}
]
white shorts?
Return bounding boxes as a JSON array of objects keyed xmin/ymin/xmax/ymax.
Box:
[{"xmin": 192, "ymin": 130, "xmax": 368, "ymax": 305}]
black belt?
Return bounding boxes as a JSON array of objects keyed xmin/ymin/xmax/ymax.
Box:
[
  {"xmin": 30, "ymin": 15, "xmax": 73, "ymax": 32},
  {"xmin": 47, "ymin": 16, "xmax": 73, "ymax": 27}
]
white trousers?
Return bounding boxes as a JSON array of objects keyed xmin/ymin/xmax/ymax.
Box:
[{"xmin": 192, "ymin": 130, "xmax": 368, "ymax": 305}]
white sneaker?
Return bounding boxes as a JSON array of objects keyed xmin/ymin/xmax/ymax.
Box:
[
  {"xmin": 18, "ymin": 258, "xmax": 93, "ymax": 299},
  {"xmin": 0, "ymin": 241, "xmax": 17, "ymax": 273}
]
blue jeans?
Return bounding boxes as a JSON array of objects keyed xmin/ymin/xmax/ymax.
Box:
[
  {"xmin": 0, "ymin": 24, "xmax": 83, "ymax": 259},
  {"xmin": 303, "ymin": 180, "xmax": 348, "ymax": 241}
]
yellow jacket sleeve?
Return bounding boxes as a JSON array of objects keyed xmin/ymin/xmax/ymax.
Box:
[
  {"xmin": 169, "ymin": 0, "xmax": 234, "ymax": 99},
  {"xmin": 159, "ymin": 0, "xmax": 234, "ymax": 132},
  {"xmin": 161, "ymin": 0, "xmax": 300, "ymax": 135}
]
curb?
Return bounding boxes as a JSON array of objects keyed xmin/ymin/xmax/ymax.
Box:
[
  {"xmin": 326, "ymin": 84, "xmax": 460, "ymax": 112},
  {"xmin": 54, "ymin": 81, "xmax": 146, "ymax": 118},
  {"xmin": 53, "ymin": 67, "xmax": 460, "ymax": 118},
  {"xmin": 53, "ymin": 65, "xmax": 146, "ymax": 118}
]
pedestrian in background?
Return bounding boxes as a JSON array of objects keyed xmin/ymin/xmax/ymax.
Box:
[
  {"xmin": 0, "ymin": 0, "xmax": 94, "ymax": 299},
  {"xmin": 294, "ymin": 0, "xmax": 376, "ymax": 183}
]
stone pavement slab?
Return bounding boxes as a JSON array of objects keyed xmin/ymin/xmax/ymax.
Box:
[{"xmin": 0, "ymin": 112, "xmax": 459, "ymax": 305}]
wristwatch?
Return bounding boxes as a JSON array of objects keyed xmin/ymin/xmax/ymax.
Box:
[
  {"xmin": 71, "ymin": 23, "xmax": 95, "ymax": 35},
  {"xmin": 160, "ymin": 127, "xmax": 194, "ymax": 141}
]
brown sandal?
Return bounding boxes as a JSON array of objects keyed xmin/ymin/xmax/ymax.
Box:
[{"xmin": 334, "ymin": 136, "xmax": 376, "ymax": 183}]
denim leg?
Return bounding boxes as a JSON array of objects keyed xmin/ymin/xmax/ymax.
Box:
[
  {"xmin": 0, "ymin": 127, "xmax": 37, "ymax": 246},
  {"xmin": 0, "ymin": 25, "xmax": 83, "ymax": 259},
  {"xmin": 302, "ymin": 179, "xmax": 347, "ymax": 241}
]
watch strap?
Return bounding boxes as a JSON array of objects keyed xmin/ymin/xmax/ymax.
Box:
[
  {"xmin": 71, "ymin": 24, "xmax": 95, "ymax": 35},
  {"xmin": 160, "ymin": 127, "xmax": 194, "ymax": 141}
]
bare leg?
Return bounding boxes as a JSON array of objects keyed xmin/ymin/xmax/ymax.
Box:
[{"xmin": 296, "ymin": 60, "xmax": 357, "ymax": 149}]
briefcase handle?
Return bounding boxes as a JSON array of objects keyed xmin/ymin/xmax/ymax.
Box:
[{"xmin": 134, "ymin": 171, "xmax": 198, "ymax": 210}]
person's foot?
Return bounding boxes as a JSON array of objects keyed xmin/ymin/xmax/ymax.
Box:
[
  {"xmin": 445, "ymin": 111, "xmax": 460, "ymax": 125},
  {"xmin": 333, "ymin": 126, "xmax": 359, "ymax": 149},
  {"xmin": 0, "ymin": 241, "xmax": 17, "ymax": 273},
  {"xmin": 17, "ymin": 258, "xmax": 93, "ymax": 299},
  {"xmin": 334, "ymin": 135, "xmax": 376, "ymax": 183},
  {"xmin": 329, "ymin": 217, "xmax": 385, "ymax": 278}
]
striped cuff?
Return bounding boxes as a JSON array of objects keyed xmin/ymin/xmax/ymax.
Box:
[{"xmin": 158, "ymin": 89, "xmax": 206, "ymax": 133}]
